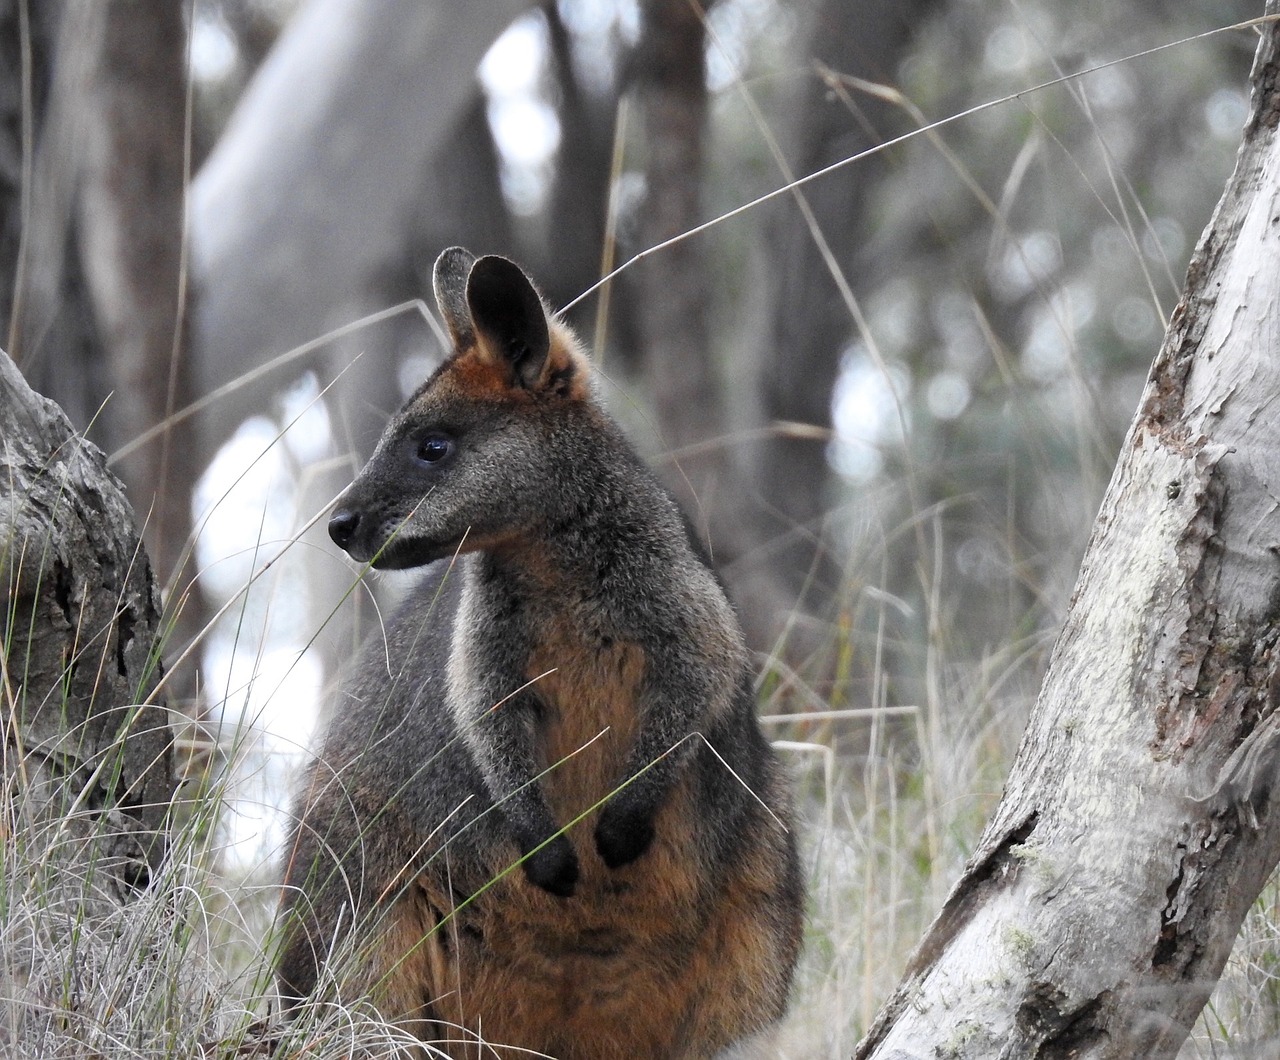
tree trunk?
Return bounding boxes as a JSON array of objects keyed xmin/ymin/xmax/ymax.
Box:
[
  {"xmin": 76, "ymin": 0, "xmax": 194, "ymax": 603},
  {"xmin": 539, "ymin": 0, "xmax": 616, "ymax": 331},
  {"xmin": 634, "ymin": 0, "xmax": 723, "ymax": 531},
  {"xmin": 0, "ymin": 345, "xmax": 174, "ymax": 897},
  {"xmin": 2, "ymin": 1, "xmax": 201, "ymax": 702},
  {"xmin": 189, "ymin": 0, "xmax": 533, "ymax": 449},
  {"xmin": 3, "ymin": 0, "xmax": 108, "ymax": 440},
  {"xmin": 856, "ymin": 7, "xmax": 1280, "ymax": 1057},
  {"xmin": 74, "ymin": 1, "xmax": 201, "ymax": 701},
  {"xmin": 729, "ymin": 0, "xmax": 942, "ymax": 651}
]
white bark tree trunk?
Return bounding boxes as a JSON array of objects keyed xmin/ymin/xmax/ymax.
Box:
[
  {"xmin": 856, "ymin": 8, "xmax": 1280, "ymax": 1057},
  {"xmin": 189, "ymin": 0, "xmax": 530, "ymax": 446}
]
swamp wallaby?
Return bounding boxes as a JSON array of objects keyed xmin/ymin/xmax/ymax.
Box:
[{"xmin": 276, "ymin": 248, "xmax": 804, "ymax": 1059}]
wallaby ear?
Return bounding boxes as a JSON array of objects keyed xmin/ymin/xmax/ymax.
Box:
[
  {"xmin": 465, "ymin": 255, "xmax": 550, "ymax": 390},
  {"xmin": 433, "ymin": 246, "xmax": 478, "ymax": 349}
]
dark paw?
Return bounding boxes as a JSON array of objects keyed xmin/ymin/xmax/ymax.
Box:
[
  {"xmin": 595, "ymin": 807, "xmax": 655, "ymax": 869},
  {"xmin": 521, "ymin": 835, "xmax": 578, "ymax": 897}
]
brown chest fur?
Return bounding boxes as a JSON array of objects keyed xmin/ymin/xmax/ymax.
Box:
[{"xmin": 529, "ymin": 626, "xmax": 644, "ymax": 819}]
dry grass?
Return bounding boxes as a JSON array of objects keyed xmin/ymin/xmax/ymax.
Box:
[{"xmin": 2, "ymin": 553, "xmax": 1280, "ymax": 1056}]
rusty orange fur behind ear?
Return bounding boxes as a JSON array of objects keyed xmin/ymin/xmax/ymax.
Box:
[{"xmin": 434, "ymin": 246, "xmax": 592, "ymax": 402}]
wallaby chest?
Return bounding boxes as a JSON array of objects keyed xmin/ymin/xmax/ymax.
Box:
[{"xmin": 523, "ymin": 602, "xmax": 646, "ymax": 819}]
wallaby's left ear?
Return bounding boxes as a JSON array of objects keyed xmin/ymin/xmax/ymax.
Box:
[
  {"xmin": 466, "ymin": 255, "xmax": 550, "ymax": 390},
  {"xmin": 433, "ymin": 246, "xmax": 478, "ymax": 349}
]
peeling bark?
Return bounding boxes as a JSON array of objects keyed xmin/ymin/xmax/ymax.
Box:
[{"xmin": 856, "ymin": 7, "xmax": 1280, "ymax": 1058}]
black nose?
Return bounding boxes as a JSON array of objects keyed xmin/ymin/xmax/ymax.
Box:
[{"xmin": 328, "ymin": 508, "xmax": 361, "ymax": 548}]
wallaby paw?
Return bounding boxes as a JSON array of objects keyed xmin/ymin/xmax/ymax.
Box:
[
  {"xmin": 595, "ymin": 808, "xmax": 655, "ymax": 869},
  {"xmin": 522, "ymin": 835, "xmax": 578, "ymax": 897}
]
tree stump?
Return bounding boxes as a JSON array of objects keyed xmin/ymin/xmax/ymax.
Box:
[{"xmin": 0, "ymin": 345, "xmax": 173, "ymax": 907}]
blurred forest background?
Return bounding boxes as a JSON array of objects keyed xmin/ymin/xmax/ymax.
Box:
[{"xmin": 2, "ymin": 0, "xmax": 1275, "ymax": 1053}]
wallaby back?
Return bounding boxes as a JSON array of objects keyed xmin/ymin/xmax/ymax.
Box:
[{"xmin": 276, "ymin": 248, "xmax": 804, "ymax": 1059}]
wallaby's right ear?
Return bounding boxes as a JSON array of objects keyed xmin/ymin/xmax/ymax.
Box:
[
  {"xmin": 433, "ymin": 246, "xmax": 478, "ymax": 349},
  {"xmin": 465, "ymin": 255, "xmax": 551, "ymax": 390}
]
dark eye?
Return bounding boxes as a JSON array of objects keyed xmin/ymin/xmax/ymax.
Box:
[{"xmin": 414, "ymin": 435, "xmax": 453, "ymax": 465}]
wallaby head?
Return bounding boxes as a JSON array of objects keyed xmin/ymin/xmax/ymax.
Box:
[{"xmin": 328, "ymin": 247, "xmax": 596, "ymax": 568}]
